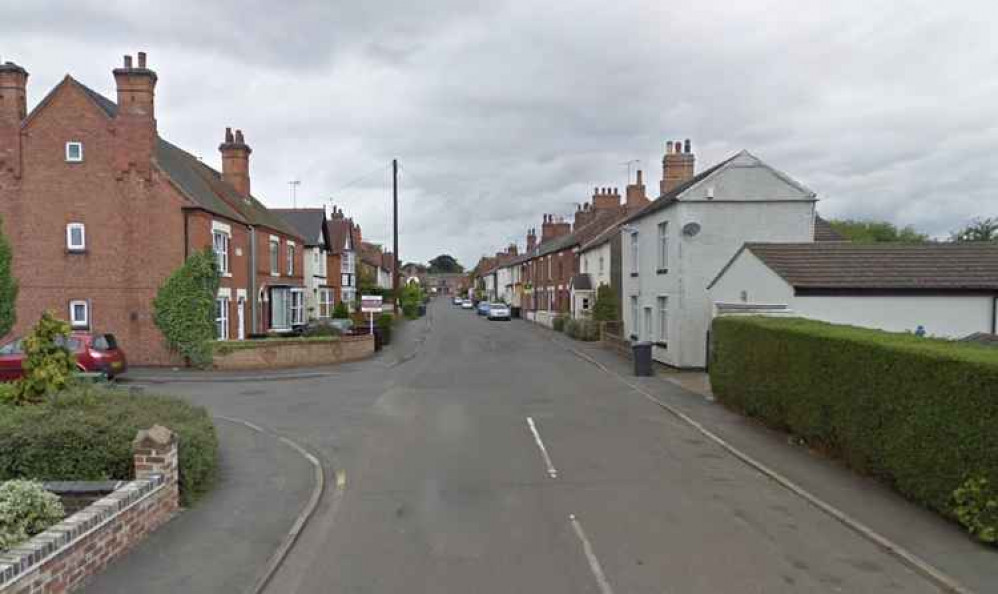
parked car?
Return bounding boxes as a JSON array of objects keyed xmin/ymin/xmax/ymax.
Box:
[
  {"xmin": 0, "ymin": 332, "xmax": 128, "ymax": 381},
  {"xmin": 461, "ymin": 299, "xmax": 474, "ymax": 310},
  {"xmin": 477, "ymin": 302, "xmax": 491, "ymax": 316},
  {"xmin": 453, "ymin": 296, "xmax": 463, "ymax": 305},
  {"xmin": 487, "ymin": 303, "xmax": 511, "ymax": 321}
]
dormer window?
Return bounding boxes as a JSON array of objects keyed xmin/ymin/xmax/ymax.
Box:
[
  {"xmin": 65, "ymin": 142, "xmax": 83, "ymax": 163},
  {"xmin": 66, "ymin": 223, "xmax": 86, "ymax": 252}
]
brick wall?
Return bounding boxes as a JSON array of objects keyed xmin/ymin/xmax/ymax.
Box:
[
  {"xmin": 0, "ymin": 426, "xmax": 179, "ymax": 594},
  {"xmin": 213, "ymin": 334, "xmax": 374, "ymax": 370}
]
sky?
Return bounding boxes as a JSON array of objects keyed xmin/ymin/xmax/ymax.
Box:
[{"xmin": 4, "ymin": 0, "xmax": 997, "ymax": 267}]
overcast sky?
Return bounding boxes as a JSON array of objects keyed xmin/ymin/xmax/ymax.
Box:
[{"xmin": 5, "ymin": 1, "xmax": 996, "ymax": 266}]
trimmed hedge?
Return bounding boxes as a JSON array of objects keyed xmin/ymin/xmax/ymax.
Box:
[
  {"xmin": 563, "ymin": 318, "xmax": 600, "ymax": 341},
  {"xmin": 0, "ymin": 385, "xmax": 218, "ymax": 506},
  {"xmin": 710, "ymin": 316, "xmax": 998, "ymax": 541}
]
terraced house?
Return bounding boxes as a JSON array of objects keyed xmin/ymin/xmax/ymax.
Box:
[{"xmin": 0, "ymin": 53, "xmax": 304, "ymax": 364}]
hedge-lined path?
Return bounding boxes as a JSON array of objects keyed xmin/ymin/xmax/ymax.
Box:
[
  {"xmin": 556, "ymin": 332, "xmax": 998, "ymax": 594},
  {"xmin": 80, "ymin": 418, "xmax": 314, "ymax": 594}
]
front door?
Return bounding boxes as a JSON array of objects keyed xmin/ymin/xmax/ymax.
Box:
[{"xmin": 237, "ymin": 298, "xmax": 246, "ymax": 340}]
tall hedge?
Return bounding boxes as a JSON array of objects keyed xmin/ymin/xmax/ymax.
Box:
[
  {"xmin": 710, "ymin": 316, "xmax": 998, "ymax": 539},
  {"xmin": 0, "ymin": 214, "xmax": 17, "ymax": 338},
  {"xmin": 152, "ymin": 248, "xmax": 220, "ymax": 368}
]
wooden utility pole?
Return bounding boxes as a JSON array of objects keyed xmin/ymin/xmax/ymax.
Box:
[{"xmin": 392, "ymin": 158, "xmax": 399, "ymax": 314}]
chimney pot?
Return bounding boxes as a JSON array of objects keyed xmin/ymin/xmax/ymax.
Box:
[
  {"xmin": 636, "ymin": 169, "xmax": 643, "ymax": 184},
  {"xmin": 666, "ymin": 141, "xmax": 673, "ymax": 154},
  {"xmin": 235, "ymin": 129, "xmax": 245, "ymax": 144},
  {"xmin": 137, "ymin": 52, "xmax": 147, "ymax": 68},
  {"xmin": 123, "ymin": 55, "xmax": 133, "ymax": 68},
  {"xmin": 225, "ymin": 127, "xmax": 233, "ymax": 143},
  {"xmin": 684, "ymin": 138, "xmax": 691, "ymax": 153}
]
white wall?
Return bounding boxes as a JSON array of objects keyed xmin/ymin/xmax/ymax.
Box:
[
  {"xmin": 622, "ymin": 152, "xmax": 816, "ymax": 368},
  {"xmin": 579, "ymin": 242, "xmax": 611, "ymax": 289},
  {"xmin": 302, "ymin": 246, "xmax": 327, "ymax": 319},
  {"xmin": 709, "ymin": 250, "xmax": 794, "ymax": 307}
]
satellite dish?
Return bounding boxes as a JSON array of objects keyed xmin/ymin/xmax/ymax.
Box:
[{"xmin": 682, "ymin": 222, "xmax": 702, "ymax": 237}]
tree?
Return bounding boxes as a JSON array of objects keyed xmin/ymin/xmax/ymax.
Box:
[
  {"xmin": 428, "ymin": 254, "xmax": 463, "ymax": 274},
  {"xmin": 951, "ymin": 217, "xmax": 998, "ymax": 242},
  {"xmin": 11, "ymin": 312, "xmax": 77, "ymax": 405},
  {"xmin": 0, "ymin": 215, "xmax": 17, "ymax": 338},
  {"xmin": 828, "ymin": 219, "xmax": 928, "ymax": 243},
  {"xmin": 592, "ymin": 284, "xmax": 619, "ymax": 322},
  {"xmin": 152, "ymin": 249, "xmax": 221, "ymax": 368}
]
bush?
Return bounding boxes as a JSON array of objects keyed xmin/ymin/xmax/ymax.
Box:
[
  {"xmin": 152, "ymin": 249, "xmax": 221, "ymax": 368},
  {"xmin": 552, "ymin": 315, "xmax": 567, "ymax": 332},
  {"xmin": 0, "ymin": 385, "xmax": 218, "ymax": 507},
  {"xmin": 564, "ymin": 318, "xmax": 599, "ymax": 342},
  {"xmin": 376, "ymin": 313, "xmax": 394, "ymax": 345},
  {"xmin": 0, "ymin": 480, "xmax": 64, "ymax": 553},
  {"xmin": 399, "ymin": 284, "xmax": 423, "ymax": 319},
  {"xmin": 0, "ymin": 214, "xmax": 17, "ymax": 338},
  {"xmin": 710, "ymin": 316, "xmax": 998, "ymax": 543},
  {"xmin": 332, "ymin": 302, "xmax": 350, "ymax": 319},
  {"xmin": 954, "ymin": 477, "xmax": 998, "ymax": 544},
  {"xmin": 12, "ymin": 312, "xmax": 77, "ymax": 405},
  {"xmin": 592, "ymin": 284, "xmax": 619, "ymax": 322}
]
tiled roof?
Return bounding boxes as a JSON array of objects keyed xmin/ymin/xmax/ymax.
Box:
[
  {"xmin": 570, "ymin": 274, "xmax": 593, "ymax": 290},
  {"xmin": 273, "ymin": 209, "xmax": 327, "ymax": 247},
  {"xmin": 740, "ymin": 242, "xmax": 998, "ymax": 292},
  {"xmin": 326, "ymin": 217, "xmax": 354, "ymax": 255},
  {"xmin": 814, "ymin": 216, "xmax": 845, "ymax": 242},
  {"xmin": 620, "ymin": 154, "xmax": 739, "ymax": 224},
  {"xmin": 359, "ymin": 242, "xmax": 387, "ymax": 269}
]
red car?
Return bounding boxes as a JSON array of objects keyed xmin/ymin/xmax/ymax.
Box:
[{"xmin": 0, "ymin": 332, "xmax": 128, "ymax": 381}]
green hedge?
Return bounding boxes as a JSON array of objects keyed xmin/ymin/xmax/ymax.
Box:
[
  {"xmin": 710, "ymin": 316, "xmax": 998, "ymax": 540},
  {"xmin": 563, "ymin": 318, "xmax": 599, "ymax": 341},
  {"xmin": 0, "ymin": 386, "xmax": 218, "ymax": 506}
]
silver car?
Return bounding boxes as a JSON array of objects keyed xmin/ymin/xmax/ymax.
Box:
[{"xmin": 487, "ymin": 303, "xmax": 511, "ymax": 320}]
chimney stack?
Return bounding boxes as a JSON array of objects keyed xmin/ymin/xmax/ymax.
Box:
[
  {"xmin": 0, "ymin": 59, "xmax": 28, "ymax": 178},
  {"xmin": 112, "ymin": 52, "xmax": 158, "ymax": 180},
  {"xmin": 626, "ymin": 169, "xmax": 649, "ymax": 211},
  {"xmin": 219, "ymin": 127, "xmax": 252, "ymax": 197},
  {"xmin": 661, "ymin": 137, "xmax": 695, "ymax": 195},
  {"xmin": 526, "ymin": 228, "xmax": 537, "ymax": 253},
  {"xmin": 592, "ymin": 186, "xmax": 621, "ymax": 212}
]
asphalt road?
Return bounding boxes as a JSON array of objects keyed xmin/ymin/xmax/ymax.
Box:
[{"xmin": 155, "ymin": 299, "xmax": 942, "ymax": 593}]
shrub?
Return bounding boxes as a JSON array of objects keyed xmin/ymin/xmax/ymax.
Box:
[
  {"xmin": 12, "ymin": 312, "xmax": 77, "ymax": 405},
  {"xmin": 152, "ymin": 249, "xmax": 221, "ymax": 368},
  {"xmin": 0, "ymin": 480, "xmax": 64, "ymax": 553},
  {"xmin": 954, "ymin": 477, "xmax": 998, "ymax": 544},
  {"xmin": 552, "ymin": 316, "xmax": 567, "ymax": 332},
  {"xmin": 0, "ymin": 214, "xmax": 16, "ymax": 338},
  {"xmin": 0, "ymin": 385, "xmax": 218, "ymax": 507},
  {"xmin": 332, "ymin": 302, "xmax": 350, "ymax": 319},
  {"xmin": 399, "ymin": 284, "xmax": 423, "ymax": 319},
  {"xmin": 710, "ymin": 316, "xmax": 998, "ymax": 543},
  {"xmin": 376, "ymin": 313, "xmax": 394, "ymax": 345},
  {"xmin": 592, "ymin": 284, "xmax": 619, "ymax": 322}
]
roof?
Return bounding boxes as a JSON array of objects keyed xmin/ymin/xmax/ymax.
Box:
[
  {"xmin": 273, "ymin": 209, "xmax": 327, "ymax": 247},
  {"xmin": 54, "ymin": 79, "xmax": 301, "ymax": 239},
  {"xmin": 325, "ymin": 217, "xmax": 355, "ymax": 255},
  {"xmin": 714, "ymin": 242, "xmax": 998, "ymax": 292},
  {"xmin": 960, "ymin": 333, "xmax": 998, "ymax": 347},
  {"xmin": 814, "ymin": 216, "xmax": 845, "ymax": 242},
  {"xmin": 533, "ymin": 208, "xmax": 627, "ymax": 259},
  {"xmin": 359, "ymin": 242, "xmax": 387, "ymax": 269},
  {"xmin": 570, "ymin": 274, "xmax": 593, "ymax": 291}
]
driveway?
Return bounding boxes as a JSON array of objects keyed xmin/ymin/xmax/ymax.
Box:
[{"xmin": 105, "ymin": 299, "xmax": 980, "ymax": 593}]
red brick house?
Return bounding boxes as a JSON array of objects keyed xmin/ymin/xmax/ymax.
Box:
[
  {"xmin": 325, "ymin": 207, "xmax": 358, "ymax": 309},
  {"xmin": 0, "ymin": 53, "xmax": 304, "ymax": 364}
]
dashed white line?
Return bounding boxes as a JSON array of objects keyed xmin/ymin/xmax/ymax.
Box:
[
  {"xmin": 570, "ymin": 514, "xmax": 616, "ymax": 594},
  {"xmin": 526, "ymin": 416, "xmax": 558, "ymax": 479}
]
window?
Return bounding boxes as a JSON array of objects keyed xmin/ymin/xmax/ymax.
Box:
[
  {"xmin": 657, "ymin": 296, "xmax": 668, "ymax": 344},
  {"xmin": 582, "ymin": 297, "xmax": 590, "ymax": 311},
  {"xmin": 65, "ymin": 142, "xmax": 83, "ymax": 162},
  {"xmin": 215, "ymin": 297, "xmax": 230, "ymax": 340},
  {"xmin": 657, "ymin": 222, "xmax": 669, "ymax": 271},
  {"xmin": 630, "ymin": 296, "xmax": 639, "ymax": 339},
  {"xmin": 318, "ymin": 288, "xmax": 334, "ymax": 318},
  {"xmin": 342, "ymin": 251, "xmax": 354, "ymax": 273},
  {"xmin": 69, "ymin": 300, "xmax": 88, "ymax": 329},
  {"xmin": 287, "ymin": 243, "xmax": 296, "ymax": 276},
  {"xmin": 644, "ymin": 307, "xmax": 653, "ymax": 340},
  {"xmin": 342, "ymin": 286, "xmax": 356, "ymax": 309},
  {"xmin": 547, "ymin": 257, "xmax": 552, "ymax": 280},
  {"xmin": 291, "ymin": 288, "xmax": 304, "ymax": 325},
  {"xmin": 630, "ymin": 232, "xmax": 639, "ymax": 275},
  {"xmin": 66, "ymin": 223, "xmax": 86, "ymax": 251},
  {"xmin": 582, "ymin": 258, "xmax": 588, "ymax": 273},
  {"xmin": 270, "ymin": 288, "xmax": 291, "ymax": 330},
  {"xmin": 599, "ymin": 255, "xmax": 604, "ymax": 275},
  {"xmin": 269, "ymin": 238, "xmax": 280, "ymax": 275},
  {"xmin": 213, "ymin": 230, "xmax": 230, "ymax": 274}
]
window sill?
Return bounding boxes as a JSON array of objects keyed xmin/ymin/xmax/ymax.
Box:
[
  {"xmin": 222, "ymin": 272, "xmax": 233, "ymax": 278},
  {"xmin": 66, "ymin": 248, "xmax": 87, "ymax": 255},
  {"xmin": 270, "ymin": 273, "xmax": 280, "ymax": 278},
  {"xmin": 630, "ymin": 273, "xmax": 639, "ymax": 278},
  {"xmin": 656, "ymin": 268, "xmax": 669, "ymax": 275},
  {"xmin": 654, "ymin": 341, "xmax": 668, "ymax": 349}
]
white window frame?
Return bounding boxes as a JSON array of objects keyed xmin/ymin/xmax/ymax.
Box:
[
  {"xmin": 644, "ymin": 306, "xmax": 653, "ymax": 341},
  {"xmin": 318, "ymin": 288, "xmax": 334, "ymax": 318},
  {"xmin": 69, "ymin": 300, "xmax": 88, "ymax": 329},
  {"xmin": 216, "ymin": 297, "xmax": 230, "ymax": 340},
  {"xmin": 287, "ymin": 241, "xmax": 296, "ymax": 276},
  {"xmin": 657, "ymin": 222, "xmax": 669, "ymax": 271},
  {"xmin": 212, "ymin": 229, "xmax": 230, "ymax": 276},
  {"xmin": 599, "ymin": 255, "xmax": 604, "ymax": 275},
  {"xmin": 66, "ymin": 222, "xmax": 86, "ymax": 252},
  {"xmin": 270, "ymin": 287, "xmax": 291, "ymax": 331},
  {"xmin": 630, "ymin": 296, "xmax": 639, "ymax": 339},
  {"xmin": 291, "ymin": 288, "xmax": 305, "ymax": 326},
  {"xmin": 657, "ymin": 295, "xmax": 668, "ymax": 344},
  {"xmin": 65, "ymin": 141, "xmax": 83, "ymax": 163},
  {"xmin": 630, "ymin": 231, "xmax": 639, "ymax": 275},
  {"xmin": 269, "ymin": 237, "xmax": 280, "ymax": 276}
]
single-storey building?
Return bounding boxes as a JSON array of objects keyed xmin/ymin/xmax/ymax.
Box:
[{"xmin": 709, "ymin": 242, "xmax": 998, "ymax": 338}]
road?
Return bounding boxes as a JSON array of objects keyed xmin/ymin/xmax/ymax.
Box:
[{"xmin": 155, "ymin": 298, "xmax": 940, "ymax": 593}]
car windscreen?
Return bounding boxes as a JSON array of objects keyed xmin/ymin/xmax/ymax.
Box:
[
  {"xmin": 92, "ymin": 334, "xmax": 118, "ymax": 351},
  {"xmin": 53, "ymin": 336, "xmax": 83, "ymax": 352},
  {"xmin": 0, "ymin": 340, "xmax": 23, "ymax": 355}
]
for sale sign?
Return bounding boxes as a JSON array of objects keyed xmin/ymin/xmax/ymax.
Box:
[{"xmin": 361, "ymin": 295, "xmax": 383, "ymax": 313}]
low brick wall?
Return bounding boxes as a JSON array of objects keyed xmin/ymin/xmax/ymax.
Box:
[
  {"xmin": 0, "ymin": 426, "xmax": 179, "ymax": 594},
  {"xmin": 213, "ymin": 334, "xmax": 374, "ymax": 370}
]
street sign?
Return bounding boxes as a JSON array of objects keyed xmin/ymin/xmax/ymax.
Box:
[{"xmin": 361, "ymin": 295, "xmax": 383, "ymax": 313}]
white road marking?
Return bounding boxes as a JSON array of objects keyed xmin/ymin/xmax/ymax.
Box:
[
  {"xmin": 526, "ymin": 416, "xmax": 558, "ymax": 479},
  {"xmin": 570, "ymin": 514, "xmax": 616, "ymax": 594}
]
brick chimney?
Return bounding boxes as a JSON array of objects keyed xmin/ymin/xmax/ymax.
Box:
[
  {"xmin": 541, "ymin": 213, "xmax": 571, "ymax": 242},
  {"xmin": 626, "ymin": 169, "xmax": 650, "ymax": 211},
  {"xmin": 0, "ymin": 59, "xmax": 28, "ymax": 178},
  {"xmin": 661, "ymin": 138, "xmax": 695, "ymax": 195},
  {"xmin": 574, "ymin": 202, "xmax": 596, "ymax": 231},
  {"xmin": 507, "ymin": 243, "xmax": 518, "ymax": 256},
  {"xmin": 219, "ymin": 127, "xmax": 252, "ymax": 197},
  {"xmin": 592, "ymin": 187, "xmax": 621, "ymax": 212},
  {"xmin": 526, "ymin": 228, "xmax": 537, "ymax": 253},
  {"xmin": 112, "ymin": 52, "xmax": 157, "ymax": 180}
]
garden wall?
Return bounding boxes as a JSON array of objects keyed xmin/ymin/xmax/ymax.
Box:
[
  {"xmin": 0, "ymin": 426, "xmax": 179, "ymax": 593},
  {"xmin": 213, "ymin": 334, "xmax": 374, "ymax": 370}
]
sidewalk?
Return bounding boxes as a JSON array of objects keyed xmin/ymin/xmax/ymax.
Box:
[
  {"xmin": 559, "ymin": 335, "xmax": 998, "ymax": 594},
  {"xmin": 82, "ymin": 418, "xmax": 315, "ymax": 594}
]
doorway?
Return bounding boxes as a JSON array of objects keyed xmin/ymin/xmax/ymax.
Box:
[{"xmin": 237, "ymin": 297, "xmax": 246, "ymax": 340}]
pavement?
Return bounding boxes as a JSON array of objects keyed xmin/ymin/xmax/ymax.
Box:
[{"xmin": 94, "ymin": 299, "xmax": 996, "ymax": 593}]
